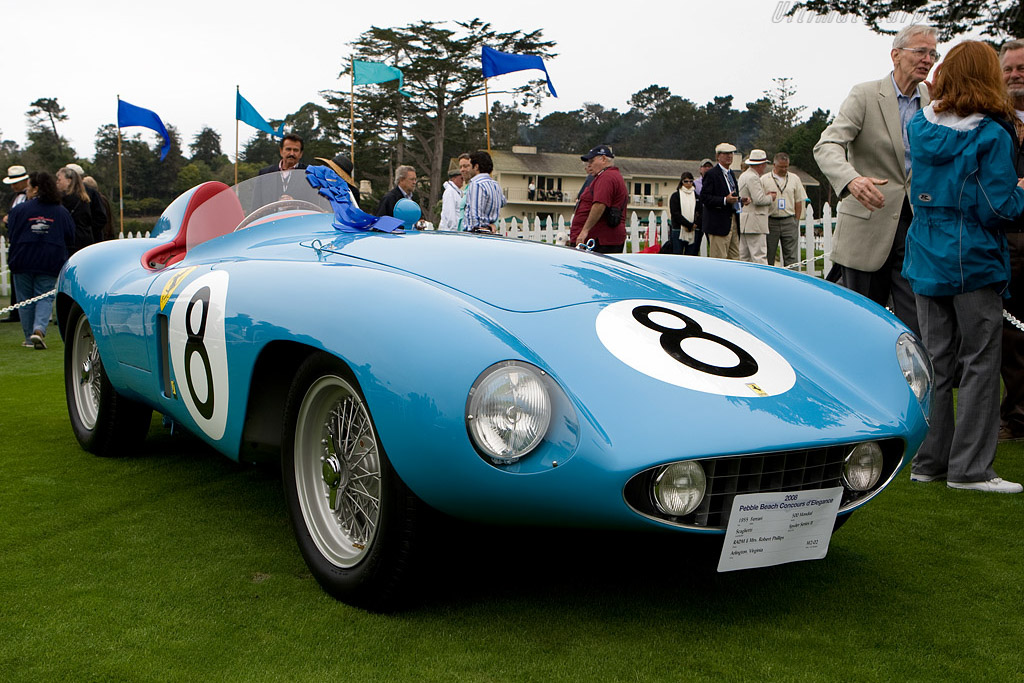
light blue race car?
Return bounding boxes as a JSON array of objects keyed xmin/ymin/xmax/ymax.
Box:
[{"xmin": 57, "ymin": 170, "xmax": 932, "ymax": 609}]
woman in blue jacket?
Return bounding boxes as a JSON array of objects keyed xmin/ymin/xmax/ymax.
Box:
[
  {"xmin": 7, "ymin": 171, "xmax": 75, "ymax": 349},
  {"xmin": 905, "ymin": 40, "xmax": 1024, "ymax": 493}
]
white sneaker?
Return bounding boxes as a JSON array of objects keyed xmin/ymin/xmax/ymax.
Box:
[
  {"xmin": 910, "ymin": 472, "xmax": 945, "ymax": 482},
  {"xmin": 947, "ymin": 477, "xmax": 1023, "ymax": 493}
]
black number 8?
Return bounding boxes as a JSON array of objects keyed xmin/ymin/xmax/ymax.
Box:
[
  {"xmin": 632, "ymin": 305, "xmax": 758, "ymax": 378},
  {"xmin": 184, "ymin": 286, "xmax": 215, "ymax": 420}
]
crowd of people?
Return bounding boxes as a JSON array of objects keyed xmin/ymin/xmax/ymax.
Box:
[{"xmin": 2, "ymin": 163, "xmax": 114, "ymax": 349}]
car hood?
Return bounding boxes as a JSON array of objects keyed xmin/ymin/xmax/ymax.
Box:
[{"xmin": 302, "ymin": 228, "xmax": 693, "ymax": 312}]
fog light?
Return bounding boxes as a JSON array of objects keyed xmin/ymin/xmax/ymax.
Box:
[
  {"xmin": 842, "ymin": 442, "xmax": 883, "ymax": 491},
  {"xmin": 653, "ymin": 462, "xmax": 706, "ymax": 516}
]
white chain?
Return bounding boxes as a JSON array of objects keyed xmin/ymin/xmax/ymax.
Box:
[
  {"xmin": 785, "ymin": 249, "xmax": 832, "ymax": 271},
  {"xmin": 1004, "ymin": 309, "xmax": 1024, "ymax": 332},
  {"xmin": 0, "ymin": 288, "xmax": 56, "ymax": 316}
]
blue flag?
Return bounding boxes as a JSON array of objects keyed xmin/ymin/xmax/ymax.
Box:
[
  {"xmin": 236, "ymin": 90, "xmax": 284, "ymax": 138},
  {"xmin": 481, "ymin": 46, "xmax": 557, "ymax": 97},
  {"xmin": 352, "ymin": 60, "xmax": 411, "ymax": 98},
  {"xmin": 117, "ymin": 99, "xmax": 171, "ymax": 161}
]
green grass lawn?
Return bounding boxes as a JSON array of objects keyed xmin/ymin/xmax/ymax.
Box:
[{"xmin": 1, "ymin": 311, "xmax": 1023, "ymax": 682}]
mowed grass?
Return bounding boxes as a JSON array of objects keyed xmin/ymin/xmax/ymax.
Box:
[{"xmin": 1, "ymin": 312, "xmax": 1023, "ymax": 682}]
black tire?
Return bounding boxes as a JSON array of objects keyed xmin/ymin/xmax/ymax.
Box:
[
  {"xmin": 64, "ymin": 303, "xmax": 152, "ymax": 457},
  {"xmin": 282, "ymin": 353, "xmax": 421, "ymax": 611}
]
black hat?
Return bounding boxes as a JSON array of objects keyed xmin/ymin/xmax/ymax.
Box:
[
  {"xmin": 581, "ymin": 144, "xmax": 614, "ymax": 161},
  {"xmin": 315, "ymin": 154, "xmax": 357, "ymax": 192}
]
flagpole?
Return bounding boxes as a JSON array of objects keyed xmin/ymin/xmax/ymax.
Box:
[
  {"xmin": 484, "ymin": 78, "xmax": 491, "ymax": 152},
  {"xmin": 350, "ymin": 57, "xmax": 356, "ymax": 165},
  {"xmin": 117, "ymin": 95, "xmax": 124, "ymax": 236},
  {"xmin": 235, "ymin": 86, "xmax": 240, "ymax": 187}
]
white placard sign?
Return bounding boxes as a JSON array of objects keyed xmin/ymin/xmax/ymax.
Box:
[{"xmin": 718, "ymin": 487, "xmax": 843, "ymax": 572}]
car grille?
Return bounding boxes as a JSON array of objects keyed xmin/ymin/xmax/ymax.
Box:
[{"xmin": 623, "ymin": 439, "xmax": 905, "ymax": 530}]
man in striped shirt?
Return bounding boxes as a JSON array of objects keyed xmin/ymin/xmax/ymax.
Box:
[{"xmin": 463, "ymin": 151, "xmax": 506, "ymax": 233}]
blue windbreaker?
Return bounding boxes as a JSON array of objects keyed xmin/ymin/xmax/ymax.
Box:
[{"xmin": 903, "ymin": 105, "xmax": 1024, "ymax": 296}]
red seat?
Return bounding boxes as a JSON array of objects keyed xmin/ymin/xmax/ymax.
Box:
[{"xmin": 142, "ymin": 182, "xmax": 245, "ymax": 270}]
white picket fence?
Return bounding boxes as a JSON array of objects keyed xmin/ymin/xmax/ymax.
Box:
[{"xmin": 0, "ymin": 204, "xmax": 839, "ymax": 297}]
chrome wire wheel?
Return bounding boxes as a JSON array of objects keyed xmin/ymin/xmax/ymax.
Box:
[
  {"xmin": 70, "ymin": 313, "xmax": 103, "ymax": 431},
  {"xmin": 293, "ymin": 374, "xmax": 382, "ymax": 568}
]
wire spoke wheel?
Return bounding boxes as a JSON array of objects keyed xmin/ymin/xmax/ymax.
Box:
[
  {"xmin": 70, "ymin": 313, "xmax": 103, "ymax": 430},
  {"xmin": 294, "ymin": 374, "xmax": 382, "ymax": 568}
]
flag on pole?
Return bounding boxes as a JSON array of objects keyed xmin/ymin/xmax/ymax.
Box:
[
  {"xmin": 117, "ymin": 99, "xmax": 171, "ymax": 160},
  {"xmin": 481, "ymin": 46, "xmax": 557, "ymax": 97},
  {"xmin": 236, "ymin": 90, "xmax": 284, "ymax": 137},
  {"xmin": 353, "ymin": 59, "xmax": 411, "ymax": 97}
]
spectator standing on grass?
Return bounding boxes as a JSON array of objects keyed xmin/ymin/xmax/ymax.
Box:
[
  {"xmin": 668, "ymin": 172, "xmax": 699, "ymax": 254},
  {"xmin": 6, "ymin": 171, "xmax": 75, "ymax": 350},
  {"xmin": 700, "ymin": 143, "xmax": 746, "ymax": 260},
  {"xmin": 375, "ymin": 165, "xmax": 417, "ymax": 218},
  {"xmin": 569, "ymin": 145, "xmax": 627, "ymax": 252},
  {"xmin": 439, "ymin": 166, "xmax": 465, "ymax": 231},
  {"xmin": 814, "ymin": 24, "xmax": 937, "ymax": 338},
  {"xmin": 737, "ymin": 149, "xmax": 773, "ymax": 264},
  {"xmin": 997, "ymin": 39, "xmax": 1024, "ymax": 442},
  {"xmin": 687, "ymin": 159, "xmax": 714, "ymax": 256},
  {"xmin": 462, "ymin": 151, "xmax": 506, "ymax": 233},
  {"xmin": 3, "ymin": 165, "xmax": 30, "ymax": 323},
  {"xmin": 904, "ymin": 41, "xmax": 1024, "ymax": 494},
  {"xmin": 761, "ymin": 152, "xmax": 807, "ymax": 267},
  {"xmin": 55, "ymin": 166, "xmax": 93, "ymax": 254},
  {"xmin": 82, "ymin": 176, "xmax": 115, "ymax": 240},
  {"xmin": 65, "ymin": 164, "xmax": 108, "ymax": 243}
]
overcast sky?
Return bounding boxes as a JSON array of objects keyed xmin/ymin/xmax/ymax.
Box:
[{"xmin": 3, "ymin": 0, "xmax": 965, "ymax": 162}]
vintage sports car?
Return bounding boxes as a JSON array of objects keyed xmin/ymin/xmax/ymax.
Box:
[{"xmin": 57, "ymin": 169, "xmax": 932, "ymax": 609}]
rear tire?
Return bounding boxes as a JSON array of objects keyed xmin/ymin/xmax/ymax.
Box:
[
  {"xmin": 282, "ymin": 353, "xmax": 421, "ymax": 611},
  {"xmin": 64, "ymin": 303, "xmax": 152, "ymax": 457}
]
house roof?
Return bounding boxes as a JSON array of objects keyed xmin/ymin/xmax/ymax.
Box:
[{"xmin": 488, "ymin": 148, "xmax": 820, "ymax": 188}]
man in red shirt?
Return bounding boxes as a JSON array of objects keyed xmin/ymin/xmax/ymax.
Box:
[{"xmin": 570, "ymin": 145, "xmax": 627, "ymax": 252}]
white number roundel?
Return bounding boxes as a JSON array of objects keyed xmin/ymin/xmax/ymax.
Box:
[
  {"xmin": 595, "ymin": 300, "xmax": 795, "ymax": 397},
  {"xmin": 168, "ymin": 270, "xmax": 230, "ymax": 439}
]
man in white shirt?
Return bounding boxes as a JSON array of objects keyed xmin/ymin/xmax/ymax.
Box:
[
  {"xmin": 761, "ymin": 152, "xmax": 807, "ymax": 267},
  {"xmin": 439, "ymin": 167, "xmax": 465, "ymax": 231}
]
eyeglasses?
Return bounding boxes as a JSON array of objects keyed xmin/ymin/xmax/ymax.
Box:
[{"xmin": 898, "ymin": 47, "xmax": 940, "ymax": 61}]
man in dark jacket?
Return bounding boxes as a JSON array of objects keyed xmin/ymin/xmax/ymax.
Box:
[
  {"xmin": 255, "ymin": 134, "xmax": 308, "ymax": 207},
  {"xmin": 998, "ymin": 39, "xmax": 1024, "ymax": 440},
  {"xmin": 374, "ymin": 165, "xmax": 417, "ymax": 217}
]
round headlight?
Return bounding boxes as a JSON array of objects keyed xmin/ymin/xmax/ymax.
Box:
[
  {"xmin": 842, "ymin": 442, "xmax": 884, "ymax": 491},
  {"xmin": 897, "ymin": 333, "xmax": 933, "ymax": 420},
  {"xmin": 466, "ymin": 362, "xmax": 551, "ymax": 463},
  {"xmin": 653, "ymin": 462, "xmax": 707, "ymax": 516}
]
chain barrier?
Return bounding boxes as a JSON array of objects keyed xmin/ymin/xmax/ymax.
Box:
[
  {"xmin": 0, "ymin": 288, "xmax": 57, "ymax": 317},
  {"xmin": 1004, "ymin": 309, "xmax": 1024, "ymax": 333}
]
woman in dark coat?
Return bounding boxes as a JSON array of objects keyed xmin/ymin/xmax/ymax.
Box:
[
  {"xmin": 56, "ymin": 166, "xmax": 93, "ymax": 254},
  {"xmin": 6, "ymin": 171, "xmax": 75, "ymax": 348}
]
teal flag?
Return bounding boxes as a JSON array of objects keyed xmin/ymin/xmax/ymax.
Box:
[
  {"xmin": 236, "ymin": 90, "xmax": 284, "ymax": 137},
  {"xmin": 352, "ymin": 60, "xmax": 410, "ymax": 97}
]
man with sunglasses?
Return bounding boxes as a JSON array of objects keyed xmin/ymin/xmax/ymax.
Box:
[{"xmin": 814, "ymin": 24, "xmax": 938, "ymax": 338}]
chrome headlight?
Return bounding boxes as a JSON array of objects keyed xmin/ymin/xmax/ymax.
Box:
[
  {"xmin": 466, "ymin": 361, "xmax": 552, "ymax": 464},
  {"xmin": 653, "ymin": 462, "xmax": 707, "ymax": 516},
  {"xmin": 897, "ymin": 333, "xmax": 933, "ymax": 421},
  {"xmin": 842, "ymin": 442, "xmax": 884, "ymax": 491}
]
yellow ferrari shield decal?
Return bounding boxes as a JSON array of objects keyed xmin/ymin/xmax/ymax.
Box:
[
  {"xmin": 160, "ymin": 267, "xmax": 198, "ymax": 311},
  {"xmin": 746, "ymin": 383, "xmax": 768, "ymax": 397}
]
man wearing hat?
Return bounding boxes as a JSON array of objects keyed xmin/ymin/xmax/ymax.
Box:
[
  {"xmin": 570, "ymin": 145, "xmax": 627, "ymax": 252},
  {"xmin": 3, "ymin": 165, "xmax": 30, "ymax": 322},
  {"xmin": 438, "ymin": 163, "xmax": 465, "ymax": 231},
  {"xmin": 700, "ymin": 143, "xmax": 748, "ymax": 259},
  {"xmin": 737, "ymin": 149, "xmax": 774, "ymax": 264}
]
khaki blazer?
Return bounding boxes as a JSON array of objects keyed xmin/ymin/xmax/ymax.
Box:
[
  {"xmin": 738, "ymin": 168, "xmax": 771, "ymax": 234},
  {"xmin": 814, "ymin": 75, "xmax": 930, "ymax": 271}
]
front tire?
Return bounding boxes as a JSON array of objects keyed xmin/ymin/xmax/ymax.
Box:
[
  {"xmin": 282, "ymin": 353, "xmax": 421, "ymax": 610},
  {"xmin": 64, "ymin": 303, "xmax": 152, "ymax": 457}
]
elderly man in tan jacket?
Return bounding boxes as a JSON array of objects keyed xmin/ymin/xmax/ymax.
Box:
[
  {"xmin": 813, "ymin": 24, "xmax": 936, "ymax": 337},
  {"xmin": 738, "ymin": 149, "xmax": 774, "ymax": 264}
]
